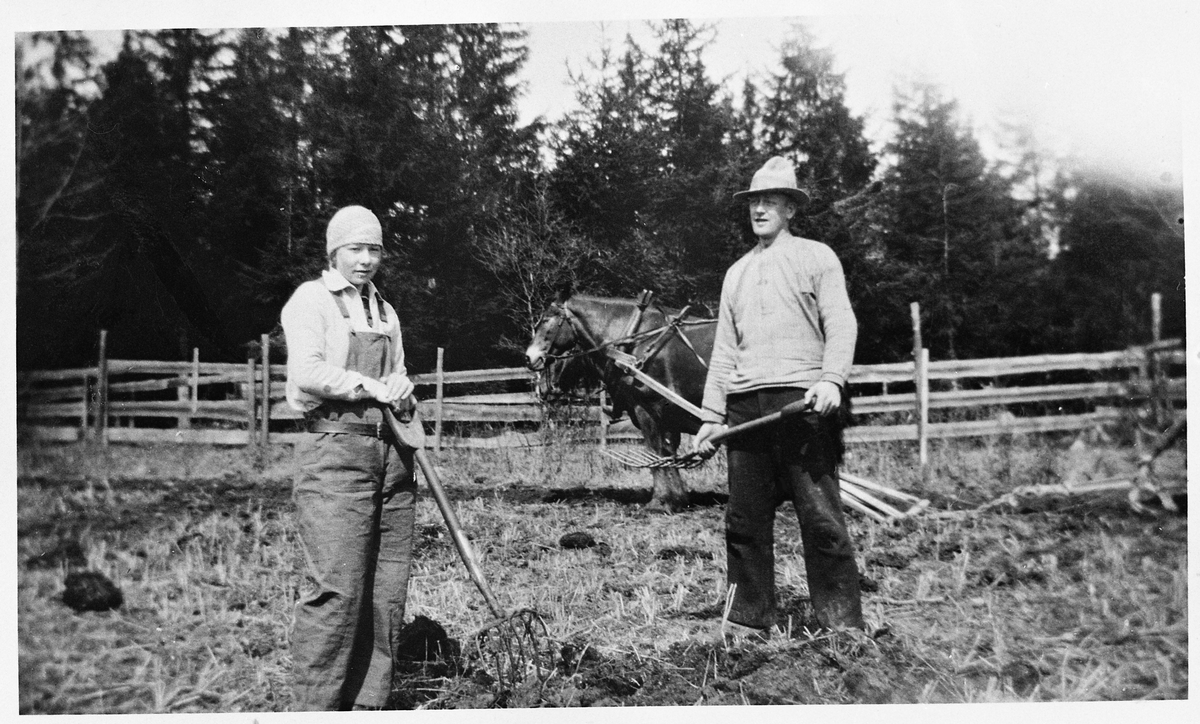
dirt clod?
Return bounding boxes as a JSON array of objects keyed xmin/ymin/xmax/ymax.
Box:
[
  {"xmin": 655, "ymin": 544, "xmax": 713, "ymax": 561},
  {"xmin": 395, "ymin": 615, "xmax": 462, "ymax": 668},
  {"xmin": 1001, "ymin": 660, "xmax": 1041, "ymax": 695},
  {"xmin": 559, "ymin": 531, "xmax": 596, "ymax": 549},
  {"xmin": 388, "ymin": 616, "xmax": 466, "ymax": 709},
  {"xmin": 867, "ymin": 551, "xmax": 912, "ymax": 569},
  {"xmin": 62, "ymin": 570, "xmax": 123, "ymax": 612}
]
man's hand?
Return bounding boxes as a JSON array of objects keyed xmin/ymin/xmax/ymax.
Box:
[
  {"xmin": 803, "ymin": 380, "xmax": 843, "ymax": 416},
  {"xmin": 691, "ymin": 421, "xmax": 728, "ymax": 456}
]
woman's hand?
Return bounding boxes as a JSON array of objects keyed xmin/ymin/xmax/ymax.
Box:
[
  {"xmin": 382, "ymin": 373, "xmax": 414, "ymax": 406},
  {"xmin": 365, "ymin": 373, "xmax": 414, "ymax": 407}
]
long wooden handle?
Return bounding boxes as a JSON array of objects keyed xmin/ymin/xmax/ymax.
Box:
[
  {"xmin": 706, "ymin": 398, "xmax": 814, "ymax": 447},
  {"xmin": 383, "ymin": 408, "xmax": 506, "ymax": 619}
]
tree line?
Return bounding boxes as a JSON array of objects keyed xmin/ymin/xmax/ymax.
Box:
[{"xmin": 15, "ymin": 22, "xmax": 1185, "ymax": 373}]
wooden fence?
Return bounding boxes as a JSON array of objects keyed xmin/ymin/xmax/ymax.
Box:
[{"xmin": 16, "ymin": 330, "xmax": 1185, "ymax": 452}]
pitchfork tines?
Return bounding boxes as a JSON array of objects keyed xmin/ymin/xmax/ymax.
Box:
[
  {"xmin": 472, "ymin": 608, "xmax": 557, "ymax": 689},
  {"xmin": 604, "ymin": 446, "xmax": 711, "ymax": 469}
]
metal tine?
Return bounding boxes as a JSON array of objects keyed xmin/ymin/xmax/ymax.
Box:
[
  {"xmin": 602, "ymin": 446, "xmax": 709, "ymax": 469},
  {"xmin": 605, "ymin": 399, "xmax": 816, "ymax": 470},
  {"xmin": 601, "ymin": 448, "xmax": 658, "ymax": 466}
]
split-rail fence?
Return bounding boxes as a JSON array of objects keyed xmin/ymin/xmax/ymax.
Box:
[{"xmin": 17, "ymin": 333, "xmax": 1185, "ymax": 453}]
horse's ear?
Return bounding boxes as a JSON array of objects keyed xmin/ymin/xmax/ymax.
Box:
[{"xmin": 554, "ymin": 280, "xmax": 573, "ymax": 304}]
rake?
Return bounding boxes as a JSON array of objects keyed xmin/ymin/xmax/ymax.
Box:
[{"xmin": 383, "ymin": 407, "xmax": 556, "ymax": 690}]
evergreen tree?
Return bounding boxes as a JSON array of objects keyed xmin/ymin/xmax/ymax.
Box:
[
  {"xmin": 16, "ymin": 32, "xmax": 106, "ymax": 368},
  {"xmin": 547, "ymin": 33, "xmax": 670, "ymax": 297},
  {"xmin": 548, "ymin": 20, "xmax": 743, "ymax": 305},
  {"xmin": 878, "ymin": 81, "xmax": 1030, "ymax": 360},
  {"xmin": 641, "ymin": 20, "xmax": 737, "ymax": 301},
  {"xmin": 201, "ymin": 28, "xmax": 298, "ymax": 267},
  {"xmin": 759, "ymin": 25, "xmax": 876, "ymax": 209},
  {"xmin": 85, "ymin": 31, "xmax": 237, "ymax": 359},
  {"xmin": 294, "ymin": 24, "xmax": 540, "ymax": 368},
  {"xmin": 1040, "ymin": 170, "xmax": 1185, "ymax": 351}
]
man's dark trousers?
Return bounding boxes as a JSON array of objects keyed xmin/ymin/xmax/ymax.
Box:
[{"xmin": 724, "ymin": 387, "xmax": 864, "ymax": 631}]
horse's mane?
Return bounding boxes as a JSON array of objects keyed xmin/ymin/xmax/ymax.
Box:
[{"xmin": 569, "ymin": 292, "xmax": 714, "ymax": 321}]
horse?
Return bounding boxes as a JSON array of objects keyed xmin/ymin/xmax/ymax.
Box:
[{"xmin": 524, "ymin": 291, "xmax": 717, "ymax": 511}]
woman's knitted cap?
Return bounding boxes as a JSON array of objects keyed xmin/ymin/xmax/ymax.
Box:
[{"xmin": 326, "ymin": 205, "xmax": 383, "ymax": 255}]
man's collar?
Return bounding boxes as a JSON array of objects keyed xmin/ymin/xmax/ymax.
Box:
[{"xmin": 755, "ymin": 230, "xmax": 796, "ymax": 250}]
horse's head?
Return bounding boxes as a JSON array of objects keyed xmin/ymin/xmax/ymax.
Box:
[
  {"xmin": 526, "ymin": 295, "xmax": 610, "ymax": 401},
  {"xmin": 524, "ymin": 301, "xmax": 576, "ymax": 372}
]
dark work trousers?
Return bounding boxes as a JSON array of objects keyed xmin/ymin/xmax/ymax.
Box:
[
  {"xmin": 291, "ymin": 325, "xmax": 417, "ymax": 711},
  {"xmin": 724, "ymin": 387, "xmax": 864, "ymax": 631}
]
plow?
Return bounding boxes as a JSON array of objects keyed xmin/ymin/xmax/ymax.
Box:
[{"xmin": 971, "ymin": 413, "xmax": 1187, "ymax": 516}]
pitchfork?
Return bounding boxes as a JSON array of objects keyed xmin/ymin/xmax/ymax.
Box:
[
  {"xmin": 383, "ymin": 406, "xmax": 556, "ymax": 689},
  {"xmin": 603, "ymin": 398, "xmax": 816, "ymax": 470},
  {"xmin": 603, "ymin": 399, "xmax": 930, "ymax": 522}
]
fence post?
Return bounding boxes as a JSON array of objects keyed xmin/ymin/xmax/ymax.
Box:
[
  {"xmin": 1151, "ymin": 292, "xmax": 1162, "ymax": 344},
  {"xmin": 176, "ymin": 386, "xmax": 191, "ymax": 430},
  {"xmin": 81, "ymin": 371, "xmax": 90, "ymax": 438},
  {"xmin": 910, "ymin": 304, "xmax": 926, "ymax": 472},
  {"xmin": 260, "ymin": 334, "xmax": 271, "ymax": 446},
  {"xmin": 245, "ymin": 356, "xmax": 257, "ymax": 448},
  {"xmin": 1150, "ymin": 292, "xmax": 1164, "ymax": 423},
  {"xmin": 919, "ymin": 348, "xmax": 930, "ymax": 471},
  {"xmin": 191, "ymin": 347, "xmax": 200, "ymax": 415},
  {"xmin": 178, "ymin": 347, "xmax": 199, "ymax": 431},
  {"xmin": 96, "ymin": 329, "xmax": 109, "ymax": 445},
  {"xmin": 599, "ymin": 388, "xmax": 608, "ymax": 448},
  {"xmin": 435, "ymin": 347, "xmax": 445, "ymax": 453}
]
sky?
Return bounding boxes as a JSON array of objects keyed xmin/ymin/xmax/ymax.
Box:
[
  {"xmin": 519, "ymin": 5, "xmax": 1189, "ymax": 185},
  {"xmin": 7, "ymin": 0, "xmax": 1197, "ymax": 185}
]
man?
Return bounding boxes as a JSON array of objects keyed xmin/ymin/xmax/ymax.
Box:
[
  {"xmin": 693, "ymin": 157, "xmax": 865, "ymax": 638},
  {"xmin": 281, "ymin": 205, "xmax": 416, "ymax": 710}
]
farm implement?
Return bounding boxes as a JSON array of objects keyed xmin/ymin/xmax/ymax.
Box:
[
  {"xmin": 604, "ymin": 398, "xmax": 930, "ymax": 523},
  {"xmin": 970, "ymin": 413, "xmax": 1187, "ymax": 516},
  {"xmin": 383, "ymin": 406, "xmax": 556, "ymax": 690}
]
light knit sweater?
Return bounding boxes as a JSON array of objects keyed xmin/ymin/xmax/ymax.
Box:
[
  {"xmin": 700, "ymin": 234, "xmax": 857, "ymax": 423},
  {"xmin": 281, "ymin": 269, "xmax": 408, "ymax": 413}
]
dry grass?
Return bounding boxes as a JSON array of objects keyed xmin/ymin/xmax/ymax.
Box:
[{"xmin": 15, "ymin": 432, "xmax": 1188, "ymax": 712}]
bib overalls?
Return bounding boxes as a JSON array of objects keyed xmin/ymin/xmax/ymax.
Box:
[{"xmin": 291, "ymin": 291, "xmax": 417, "ymax": 711}]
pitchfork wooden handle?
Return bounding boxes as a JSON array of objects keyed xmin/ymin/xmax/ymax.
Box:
[
  {"xmin": 706, "ymin": 398, "xmax": 815, "ymax": 447},
  {"xmin": 382, "ymin": 408, "xmax": 507, "ymax": 619}
]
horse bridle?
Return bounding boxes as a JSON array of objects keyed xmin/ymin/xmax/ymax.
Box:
[
  {"xmin": 529, "ymin": 301, "xmax": 608, "ymax": 371},
  {"xmin": 535, "ymin": 298, "xmax": 712, "ymax": 371}
]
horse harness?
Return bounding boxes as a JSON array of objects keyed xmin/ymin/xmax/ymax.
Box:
[{"xmin": 542, "ymin": 295, "xmax": 713, "ymax": 420}]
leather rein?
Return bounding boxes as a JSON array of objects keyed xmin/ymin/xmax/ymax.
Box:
[{"xmin": 539, "ymin": 300, "xmax": 711, "ymax": 370}]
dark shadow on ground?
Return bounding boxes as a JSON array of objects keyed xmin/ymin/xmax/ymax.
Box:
[{"xmin": 540, "ymin": 486, "xmax": 728, "ymax": 508}]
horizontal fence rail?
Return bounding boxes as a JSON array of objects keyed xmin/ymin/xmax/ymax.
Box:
[{"xmin": 16, "ymin": 337, "xmax": 1185, "ymax": 450}]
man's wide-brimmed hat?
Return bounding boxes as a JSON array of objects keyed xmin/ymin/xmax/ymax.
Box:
[{"xmin": 733, "ymin": 156, "xmax": 810, "ymax": 207}]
